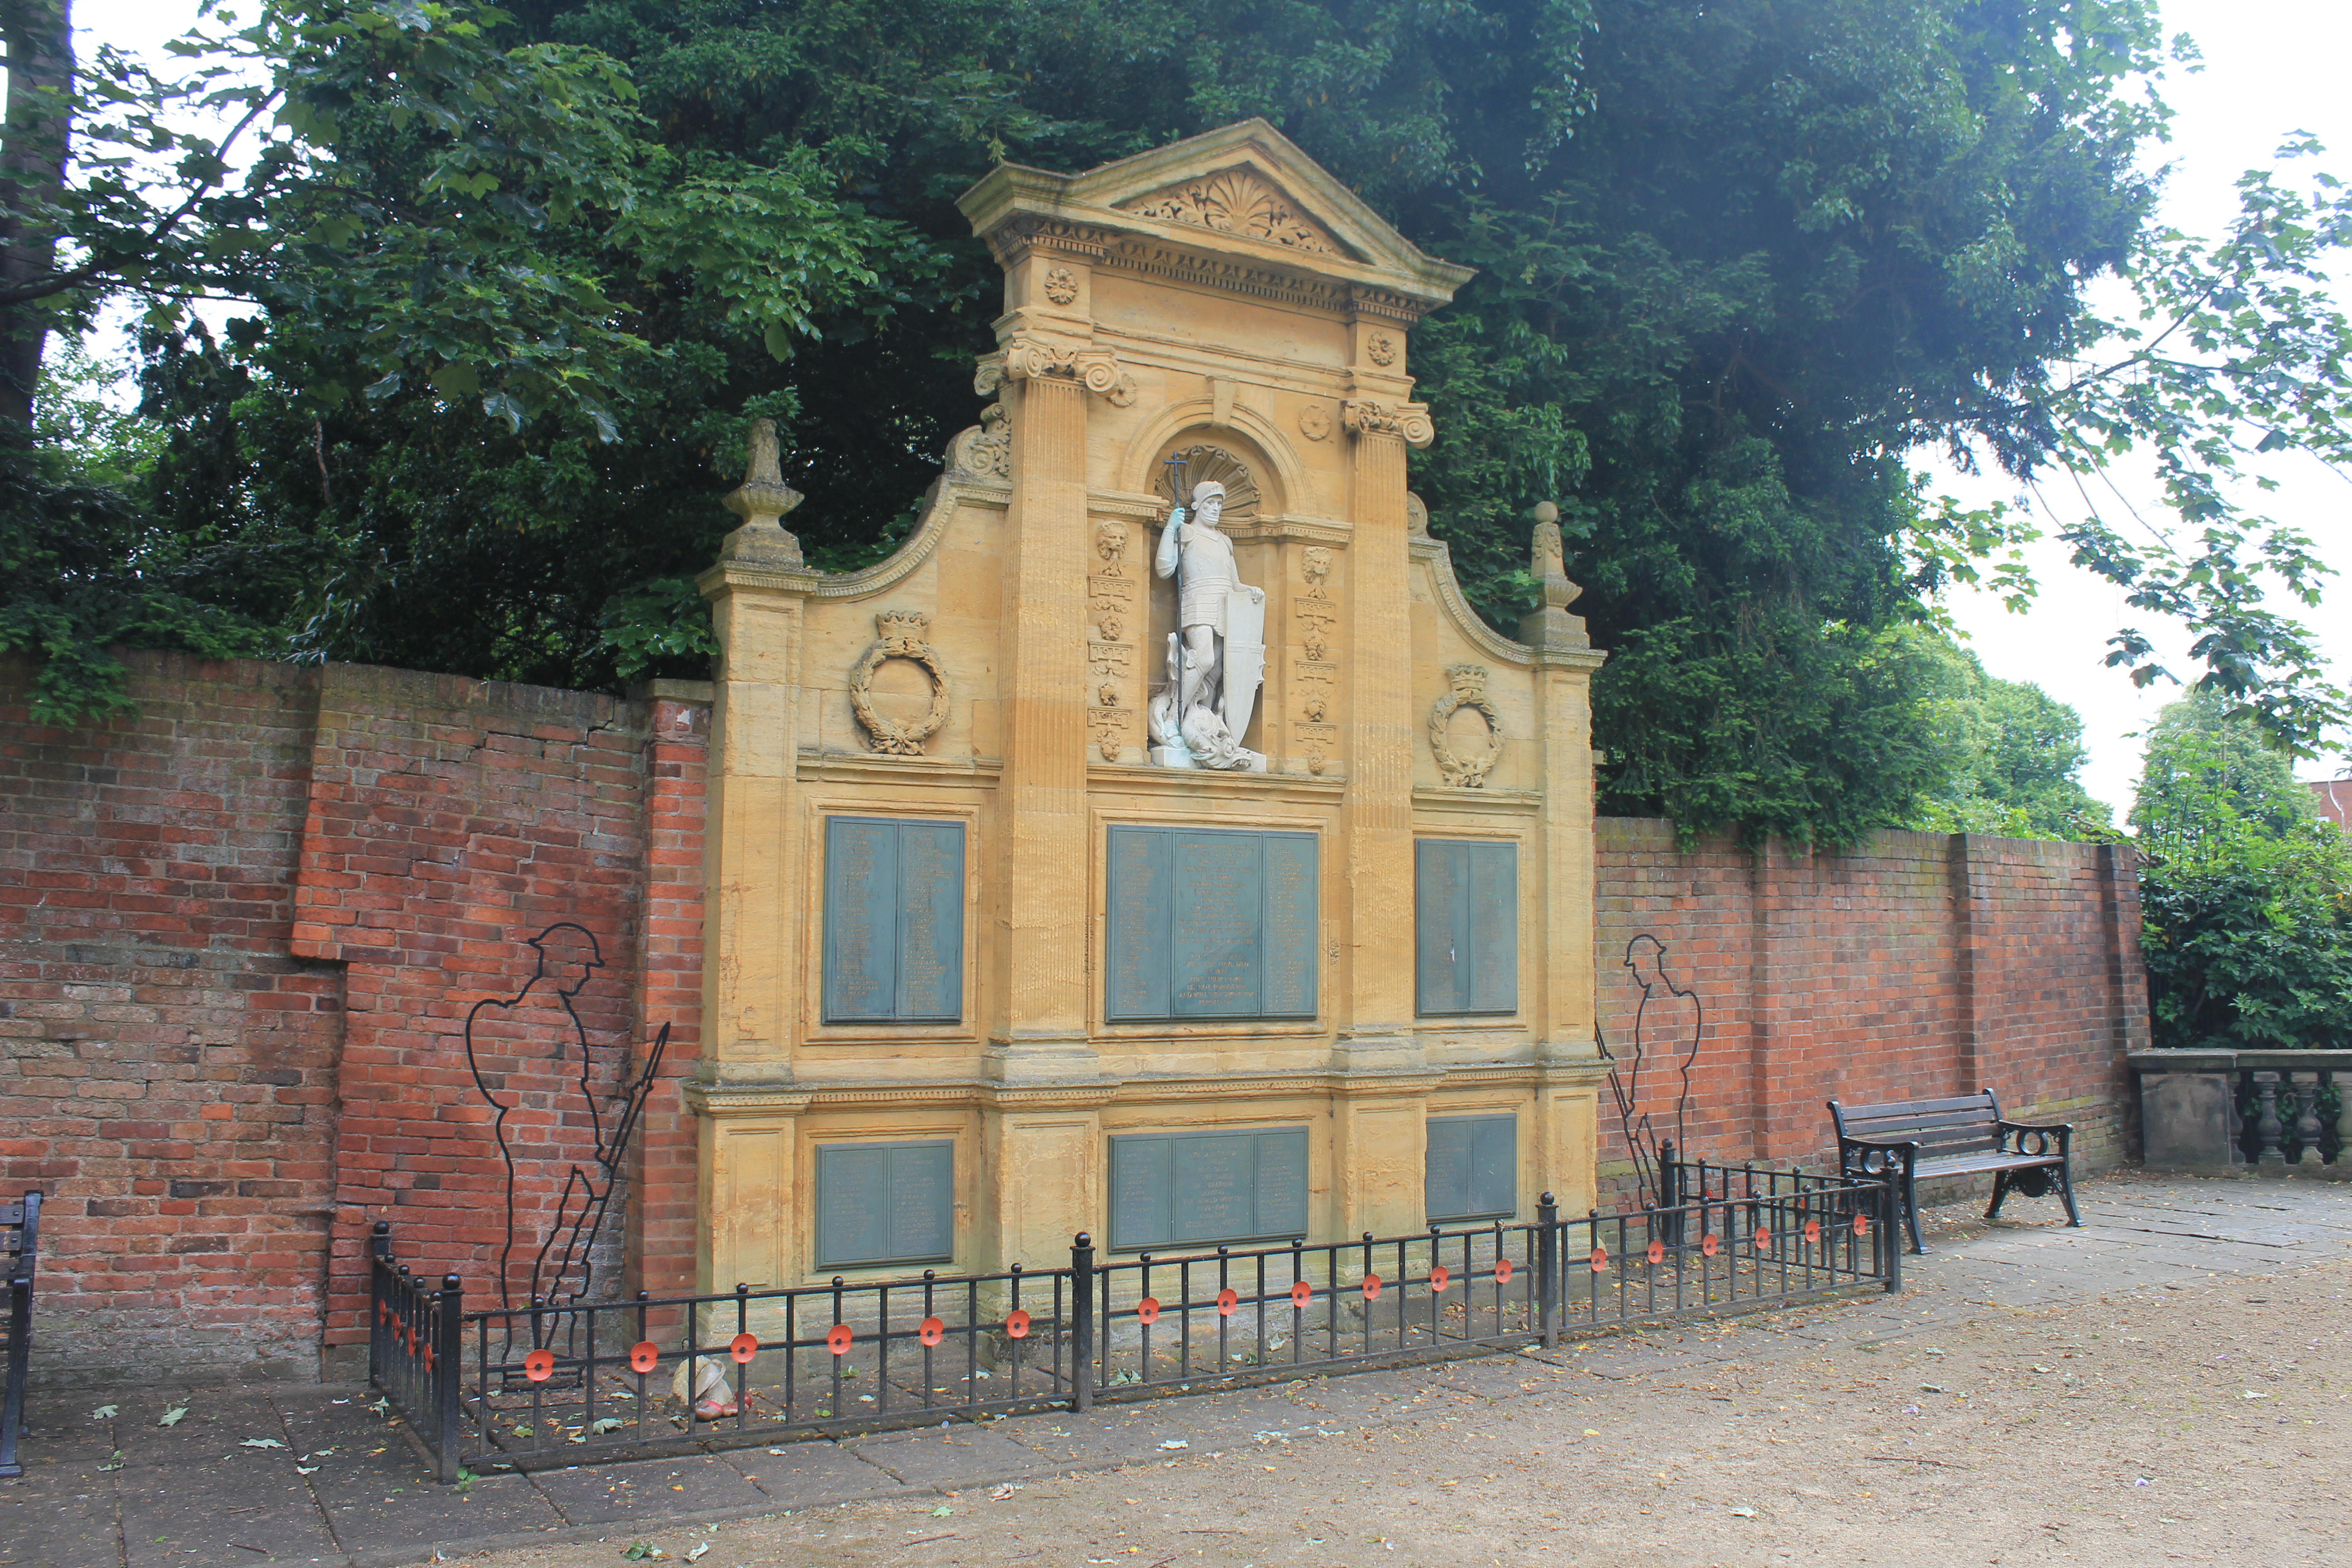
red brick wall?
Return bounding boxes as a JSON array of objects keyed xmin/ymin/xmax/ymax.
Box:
[
  {"xmin": 0, "ymin": 654, "xmax": 709, "ymax": 1381},
  {"xmin": 6, "ymin": 652, "xmax": 2143, "ymax": 1380},
  {"xmin": 0, "ymin": 654, "xmax": 342, "ymax": 1381},
  {"xmin": 623, "ymin": 692, "xmax": 707, "ymax": 1308},
  {"xmin": 1593, "ymin": 821, "xmax": 2147, "ymax": 1207}
]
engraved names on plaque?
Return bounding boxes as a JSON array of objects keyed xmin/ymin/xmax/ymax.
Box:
[
  {"xmin": 823, "ymin": 817, "xmax": 966, "ymax": 1023},
  {"xmin": 815, "ymin": 1140, "xmax": 955, "ymax": 1268},
  {"xmin": 1424, "ymin": 1114, "xmax": 1517, "ymax": 1221},
  {"xmin": 1104, "ymin": 826, "xmax": 1318, "ymax": 1022},
  {"xmin": 1414, "ymin": 838, "xmax": 1519, "ymax": 1016},
  {"xmin": 1108, "ymin": 1127, "xmax": 1310, "ymax": 1249}
]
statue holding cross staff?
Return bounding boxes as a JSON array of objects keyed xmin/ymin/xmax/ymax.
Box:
[{"xmin": 1148, "ymin": 454, "xmax": 1268, "ymax": 770}]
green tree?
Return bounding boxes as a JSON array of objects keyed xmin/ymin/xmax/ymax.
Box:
[
  {"xmin": 1904, "ymin": 631, "xmax": 2112, "ymax": 838},
  {"xmin": 11, "ymin": 0, "xmax": 2351, "ymax": 849},
  {"xmin": 2132, "ymin": 691, "xmax": 2352, "ymax": 1050}
]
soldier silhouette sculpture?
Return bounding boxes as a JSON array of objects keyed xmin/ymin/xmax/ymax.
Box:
[
  {"xmin": 462, "ymin": 922, "xmax": 667, "ymax": 1356},
  {"xmin": 1603, "ymin": 933, "xmax": 1703, "ymax": 1212}
]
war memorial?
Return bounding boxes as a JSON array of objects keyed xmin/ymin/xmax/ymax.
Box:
[{"xmin": 688, "ymin": 118, "xmax": 1612, "ymax": 1294}]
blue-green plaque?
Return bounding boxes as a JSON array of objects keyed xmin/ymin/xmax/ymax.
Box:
[
  {"xmin": 816, "ymin": 1139, "xmax": 954, "ymax": 1268},
  {"xmin": 1109, "ymin": 1127, "xmax": 1310, "ymax": 1249},
  {"xmin": 1425, "ymin": 1114, "xmax": 1516, "ymax": 1220},
  {"xmin": 824, "ymin": 817, "xmax": 965, "ymax": 1023},
  {"xmin": 1106, "ymin": 826, "xmax": 1318, "ymax": 1022},
  {"xmin": 1415, "ymin": 838, "xmax": 1518, "ymax": 1016}
]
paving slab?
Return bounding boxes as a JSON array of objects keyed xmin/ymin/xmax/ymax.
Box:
[
  {"xmin": 115, "ymin": 1462, "xmax": 339, "ymax": 1568},
  {"xmin": 0, "ymin": 1463, "xmax": 121, "ymax": 1568},
  {"xmin": 311, "ymin": 1463, "xmax": 559, "ymax": 1544},
  {"xmin": 527, "ymin": 1453, "xmax": 769, "ymax": 1527},
  {"xmin": 719, "ymin": 1440, "xmax": 912, "ymax": 1507},
  {"xmin": 838, "ymin": 1425, "xmax": 1065, "ymax": 1486}
]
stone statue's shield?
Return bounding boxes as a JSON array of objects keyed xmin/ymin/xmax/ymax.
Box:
[{"xmin": 1221, "ymin": 585, "xmax": 1267, "ymax": 745}]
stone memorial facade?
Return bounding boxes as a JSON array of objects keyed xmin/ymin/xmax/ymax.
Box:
[{"xmin": 689, "ymin": 120, "xmax": 1610, "ymax": 1291}]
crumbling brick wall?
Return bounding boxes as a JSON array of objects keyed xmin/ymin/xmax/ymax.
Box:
[
  {"xmin": 0, "ymin": 654, "xmax": 709, "ymax": 1382},
  {"xmin": 0, "ymin": 654, "xmax": 342, "ymax": 1381}
]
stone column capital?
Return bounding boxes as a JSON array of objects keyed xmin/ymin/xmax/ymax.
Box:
[{"xmin": 1341, "ymin": 399, "xmax": 1434, "ymax": 448}]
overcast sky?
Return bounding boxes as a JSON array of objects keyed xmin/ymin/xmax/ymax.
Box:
[
  {"xmin": 82, "ymin": 0, "xmax": 2352, "ymax": 813},
  {"xmin": 1925, "ymin": 0, "xmax": 2352, "ymax": 811}
]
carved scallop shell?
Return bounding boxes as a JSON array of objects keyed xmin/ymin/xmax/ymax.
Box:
[{"xmin": 1154, "ymin": 444, "xmax": 1260, "ymax": 521}]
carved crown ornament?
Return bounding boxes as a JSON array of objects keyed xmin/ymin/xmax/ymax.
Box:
[
  {"xmin": 1341, "ymin": 399, "xmax": 1434, "ymax": 449},
  {"xmin": 1428, "ymin": 663, "xmax": 1504, "ymax": 788},
  {"xmin": 1116, "ymin": 167, "xmax": 1343, "ymax": 257},
  {"xmin": 849, "ymin": 611, "xmax": 951, "ymax": 757},
  {"xmin": 975, "ymin": 336, "xmax": 1135, "ymax": 405}
]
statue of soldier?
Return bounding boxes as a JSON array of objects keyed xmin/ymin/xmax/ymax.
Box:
[{"xmin": 1150, "ymin": 479, "xmax": 1267, "ymax": 769}]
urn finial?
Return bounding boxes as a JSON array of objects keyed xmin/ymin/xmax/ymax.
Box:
[{"xmin": 718, "ymin": 417, "xmax": 806, "ymax": 565}]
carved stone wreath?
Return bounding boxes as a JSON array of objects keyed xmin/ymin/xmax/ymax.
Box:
[
  {"xmin": 1428, "ymin": 663, "xmax": 1504, "ymax": 788},
  {"xmin": 849, "ymin": 611, "xmax": 951, "ymax": 756}
]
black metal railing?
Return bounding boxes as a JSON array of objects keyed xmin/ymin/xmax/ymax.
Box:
[{"xmin": 370, "ymin": 1174, "xmax": 1901, "ymax": 1480}]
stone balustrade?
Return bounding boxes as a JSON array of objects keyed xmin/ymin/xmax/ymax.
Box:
[{"xmin": 2132, "ymin": 1050, "xmax": 2352, "ymax": 1169}]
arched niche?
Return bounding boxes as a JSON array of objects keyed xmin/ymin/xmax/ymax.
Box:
[
  {"xmin": 1115, "ymin": 401, "xmax": 1305, "ymax": 518},
  {"xmin": 1134, "ymin": 422, "xmax": 1288, "ymax": 763}
]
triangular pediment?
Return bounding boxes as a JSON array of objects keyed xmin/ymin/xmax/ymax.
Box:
[
  {"xmin": 1113, "ymin": 165, "xmax": 1348, "ymax": 260},
  {"xmin": 957, "ymin": 119, "xmax": 1473, "ymax": 308}
]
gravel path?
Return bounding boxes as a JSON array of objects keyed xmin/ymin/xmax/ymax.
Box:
[
  {"xmin": 443, "ymin": 1176, "xmax": 2352, "ymax": 1568},
  {"xmin": 11, "ymin": 1173, "xmax": 2350, "ymax": 1568}
]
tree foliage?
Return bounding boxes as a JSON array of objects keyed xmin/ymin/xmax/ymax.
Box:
[
  {"xmin": 1903, "ymin": 631, "xmax": 2112, "ymax": 839},
  {"xmin": 2132, "ymin": 691, "xmax": 2352, "ymax": 1050},
  {"xmin": 6, "ymin": 0, "xmax": 2348, "ymax": 846}
]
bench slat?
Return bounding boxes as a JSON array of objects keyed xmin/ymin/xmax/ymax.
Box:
[
  {"xmin": 1835, "ymin": 1093, "xmax": 1999, "ymax": 1119},
  {"xmin": 1914, "ymin": 1151, "xmax": 2062, "ymax": 1176},
  {"xmin": 1840, "ymin": 1119, "xmax": 2000, "ymax": 1145},
  {"xmin": 1844, "ymin": 1114, "xmax": 1994, "ymax": 1142}
]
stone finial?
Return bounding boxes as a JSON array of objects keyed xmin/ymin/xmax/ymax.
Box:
[
  {"xmin": 718, "ymin": 417, "xmax": 806, "ymax": 566},
  {"xmin": 1519, "ymin": 499, "xmax": 1589, "ymax": 650}
]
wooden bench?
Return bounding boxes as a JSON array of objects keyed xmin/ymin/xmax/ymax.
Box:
[
  {"xmin": 1, "ymin": 1191, "xmax": 39, "ymax": 1479},
  {"xmin": 1829, "ymin": 1092, "xmax": 2077, "ymax": 1254}
]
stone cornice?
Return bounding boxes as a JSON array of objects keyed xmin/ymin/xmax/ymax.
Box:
[
  {"xmin": 682, "ymin": 1082, "xmax": 813, "ymax": 1117},
  {"xmin": 679, "ymin": 1060, "xmax": 1604, "ymax": 1117},
  {"xmin": 1084, "ymin": 761, "xmax": 1347, "ymax": 801},
  {"xmin": 1222, "ymin": 514, "xmax": 1353, "ymax": 547},
  {"xmin": 796, "ymin": 749, "xmax": 1004, "ymax": 784},
  {"xmin": 1411, "ymin": 785, "xmax": 1544, "ymax": 814}
]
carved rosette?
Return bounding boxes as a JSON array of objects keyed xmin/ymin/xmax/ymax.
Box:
[
  {"xmin": 1342, "ymin": 399, "xmax": 1435, "ymax": 448},
  {"xmin": 849, "ymin": 612, "xmax": 951, "ymax": 756},
  {"xmin": 1428, "ymin": 663, "xmax": 1504, "ymax": 788},
  {"xmin": 1088, "ymin": 526, "xmax": 1138, "ymax": 761}
]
